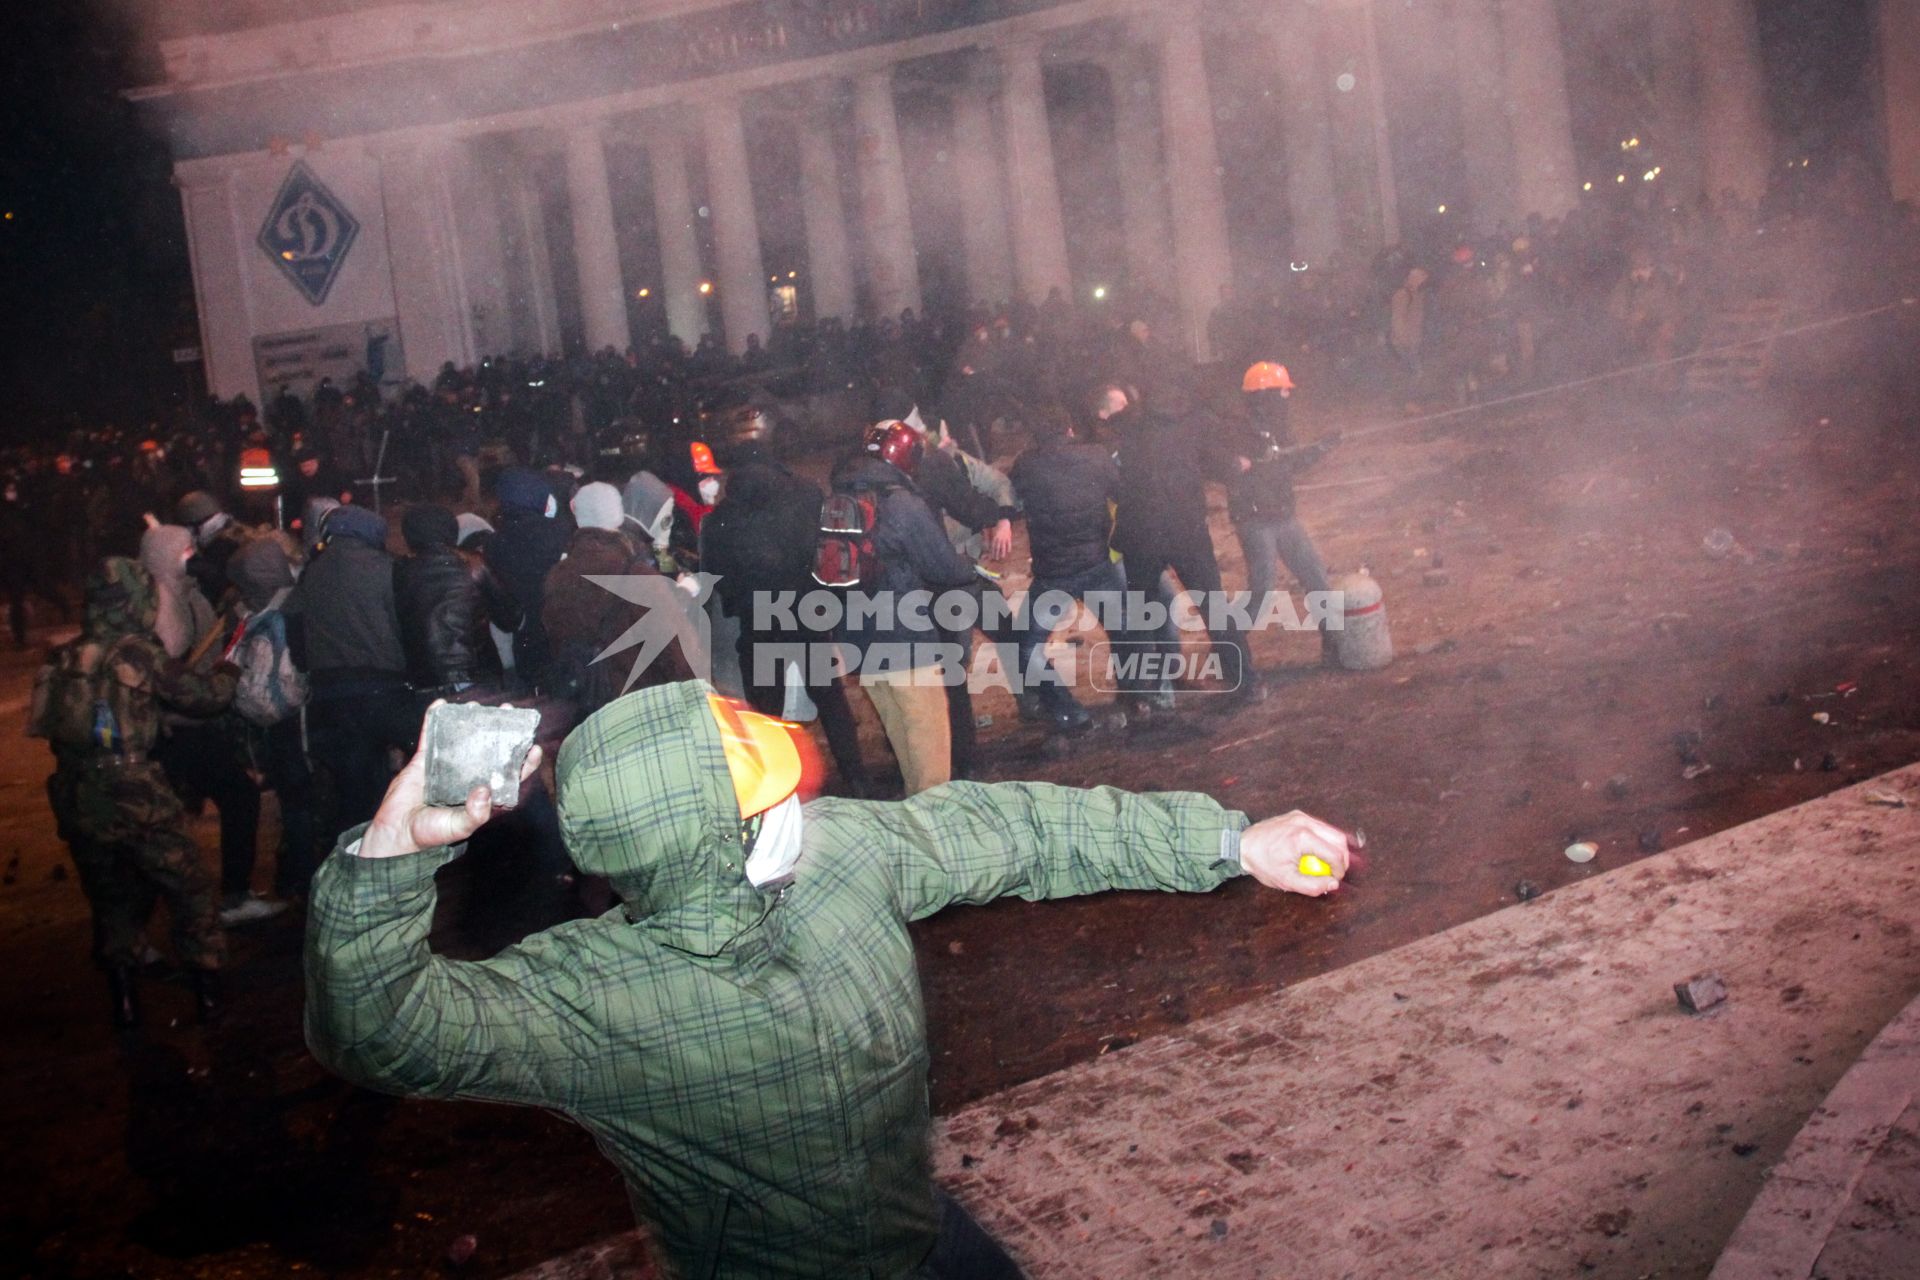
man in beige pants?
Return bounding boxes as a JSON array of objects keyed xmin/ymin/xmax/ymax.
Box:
[{"xmin": 830, "ymin": 423, "xmax": 981, "ymax": 795}]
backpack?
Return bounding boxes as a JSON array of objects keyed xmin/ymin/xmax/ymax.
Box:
[
  {"xmin": 812, "ymin": 491, "xmax": 880, "ymax": 590},
  {"xmin": 27, "ymin": 638, "xmax": 133, "ymax": 750},
  {"xmin": 231, "ymin": 609, "xmax": 309, "ymax": 727}
]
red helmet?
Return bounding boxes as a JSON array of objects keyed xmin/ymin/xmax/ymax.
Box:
[{"xmin": 863, "ymin": 421, "xmax": 923, "ymax": 476}]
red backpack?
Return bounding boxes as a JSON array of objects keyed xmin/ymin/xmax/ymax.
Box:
[{"xmin": 813, "ymin": 491, "xmax": 880, "ymax": 589}]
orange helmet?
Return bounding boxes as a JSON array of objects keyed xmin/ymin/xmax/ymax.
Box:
[
  {"xmin": 689, "ymin": 441, "xmax": 723, "ymax": 476},
  {"xmin": 863, "ymin": 421, "xmax": 923, "ymax": 476},
  {"xmin": 1242, "ymin": 362, "xmax": 1296, "ymax": 393},
  {"xmin": 709, "ymin": 694, "xmax": 804, "ymax": 817}
]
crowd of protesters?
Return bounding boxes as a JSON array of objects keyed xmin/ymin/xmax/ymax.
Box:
[{"xmin": 19, "ymin": 182, "xmax": 1920, "ymax": 1034}]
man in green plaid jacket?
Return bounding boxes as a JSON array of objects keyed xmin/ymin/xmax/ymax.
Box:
[{"xmin": 306, "ymin": 680, "xmax": 1351, "ymax": 1278}]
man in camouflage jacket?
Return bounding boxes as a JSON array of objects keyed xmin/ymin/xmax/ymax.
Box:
[
  {"xmin": 32, "ymin": 556, "xmax": 239, "ymax": 1028},
  {"xmin": 307, "ymin": 680, "xmax": 1352, "ymax": 1277}
]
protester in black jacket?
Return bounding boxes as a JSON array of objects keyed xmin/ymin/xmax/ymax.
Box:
[
  {"xmin": 1097, "ymin": 384, "xmax": 1251, "ymax": 709},
  {"xmin": 482, "ymin": 467, "xmax": 571, "ymax": 687},
  {"xmin": 702, "ymin": 458, "xmax": 872, "ymax": 797},
  {"xmin": 1211, "ymin": 365, "xmax": 1339, "ymax": 671},
  {"xmin": 394, "ymin": 504, "xmax": 495, "ymax": 697},
  {"xmin": 1009, "ymin": 411, "xmax": 1128, "ymax": 731},
  {"xmin": 283, "ymin": 504, "xmax": 416, "ymax": 832}
]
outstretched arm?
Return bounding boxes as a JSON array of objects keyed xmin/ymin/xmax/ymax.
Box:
[
  {"xmin": 305, "ymin": 731, "xmax": 600, "ymax": 1108},
  {"xmin": 812, "ymin": 781, "xmax": 1350, "ymax": 921}
]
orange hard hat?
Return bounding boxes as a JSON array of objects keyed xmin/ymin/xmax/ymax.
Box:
[
  {"xmin": 689, "ymin": 441, "xmax": 723, "ymax": 476},
  {"xmin": 1242, "ymin": 361, "xmax": 1296, "ymax": 393},
  {"xmin": 709, "ymin": 694, "xmax": 803, "ymax": 818}
]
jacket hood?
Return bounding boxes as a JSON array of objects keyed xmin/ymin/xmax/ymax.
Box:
[
  {"xmin": 401, "ymin": 504, "xmax": 460, "ymax": 552},
  {"xmin": 83, "ymin": 556, "xmax": 159, "ymax": 639},
  {"xmin": 324, "ymin": 504, "xmax": 390, "ymax": 551},
  {"xmin": 455, "ymin": 512, "xmax": 494, "ymax": 548},
  {"xmin": 497, "ymin": 467, "xmax": 555, "ymax": 517},
  {"xmin": 230, "ymin": 537, "xmax": 295, "ymax": 612},
  {"xmin": 138, "ymin": 525, "xmax": 193, "ymax": 586},
  {"xmin": 622, "ymin": 471, "xmax": 674, "ymax": 541},
  {"xmin": 555, "ymin": 680, "xmax": 769, "ymax": 959}
]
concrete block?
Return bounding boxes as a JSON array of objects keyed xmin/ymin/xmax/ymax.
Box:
[{"xmin": 423, "ymin": 702, "xmax": 541, "ymax": 808}]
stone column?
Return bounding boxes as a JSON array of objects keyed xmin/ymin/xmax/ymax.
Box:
[
  {"xmin": 1321, "ymin": 1, "xmax": 1398, "ymax": 254},
  {"xmin": 1450, "ymin": 0, "xmax": 1517, "ymax": 228},
  {"xmin": 497, "ymin": 141, "xmax": 562, "ymax": 355},
  {"xmin": 1499, "ymin": 0, "xmax": 1579, "ymax": 220},
  {"xmin": 1696, "ymin": 0, "xmax": 1772, "ymax": 205},
  {"xmin": 177, "ymin": 166, "xmax": 260, "ymax": 404},
  {"xmin": 1270, "ymin": 12, "xmax": 1341, "ymax": 265},
  {"xmin": 699, "ymin": 95, "xmax": 770, "ymax": 352},
  {"xmin": 852, "ymin": 69, "xmax": 924, "ymax": 319},
  {"xmin": 1151, "ymin": 5, "xmax": 1234, "ymax": 358},
  {"xmin": 997, "ymin": 37, "xmax": 1074, "ymax": 304},
  {"xmin": 1359, "ymin": 0, "xmax": 1401, "ymax": 246},
  {"xmin": 1647, "ymin": 0, "xmax": 1704, "ymax": 209},
  {"xmin": 1885, "ymin": 0, "xmax": 1920, "ymax": 203},
  {"xmin": 378, "ymin": 138, "xmax": 477, "ymax": 377},
  {"xmin": 446, "ymin": 139, "xmax": 514, "ymax": 359},
  {"xmin": 1102, "ymin": 48, "xmax": 1176, "ymax": 300},
  {"xmin": 795, "ymin": 86, "xmax": 857, "ymax": 322},
  {"xmin": 950, "ymin": 79, "xmax": 1016, "ymax": 307},
  {"xmin": 646, "ymin": 119, "xmax": 709, "ymax": 347},
  {"xmin": 563, "ymin": 120, "xmax": 632, "ymax": 353}
]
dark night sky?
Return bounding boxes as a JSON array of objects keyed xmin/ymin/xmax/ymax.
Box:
[{"xmin": 0, "ymin": 0, "xmax": 1887, "ymax": 439}]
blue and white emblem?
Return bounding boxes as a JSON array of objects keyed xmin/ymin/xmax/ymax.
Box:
[{"xmin": 258, "ymin": 161, "xmax": 360, "ymax": 306}]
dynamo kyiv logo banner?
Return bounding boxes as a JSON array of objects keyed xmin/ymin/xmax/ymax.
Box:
[{"xmin": 258, "ymin": 161, "xmax": 360, "ymax": 306}]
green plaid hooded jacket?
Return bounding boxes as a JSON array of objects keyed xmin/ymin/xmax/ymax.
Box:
[{"xmin": 306, "ymin": 681, "xmax": 1249, "ymax": 1278}]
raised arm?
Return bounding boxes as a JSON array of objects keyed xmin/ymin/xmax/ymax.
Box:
[{"xmin": 304, "ymin": 737, "xmax": 601, "ymax": 1107}]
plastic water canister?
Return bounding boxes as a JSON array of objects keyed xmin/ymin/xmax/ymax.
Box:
[{"xmin": 1333, "ymin": 570, "xmax": 1393, "ymax": 670}]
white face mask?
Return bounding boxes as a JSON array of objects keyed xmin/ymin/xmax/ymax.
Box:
[
  {"xmin": 697, "ymin": 477, "xmax": 721, "ymax": 504},
  {"xmin": 745, "ymin": 793, "xmax": 804, "ymax": 890}
]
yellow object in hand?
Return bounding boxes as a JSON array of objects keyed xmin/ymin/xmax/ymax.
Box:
[{"xmin": 1298, "ymin": 854, "xmax": 1333, "ymax": 878}]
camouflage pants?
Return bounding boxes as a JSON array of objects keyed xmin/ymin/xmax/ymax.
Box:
[{"xmin": 48, "ymin": 769, "xmax": 225, "ymax": 971}]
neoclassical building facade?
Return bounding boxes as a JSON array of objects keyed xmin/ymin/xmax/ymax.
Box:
[{"xmin": 134, "ymin": 0, "xmax": 1920, "ymax": 404}]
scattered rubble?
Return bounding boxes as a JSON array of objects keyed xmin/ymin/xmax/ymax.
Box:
[{"xmin": 1674, "ymin": 974, "xmax": 1729, "ymax": 1014}]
